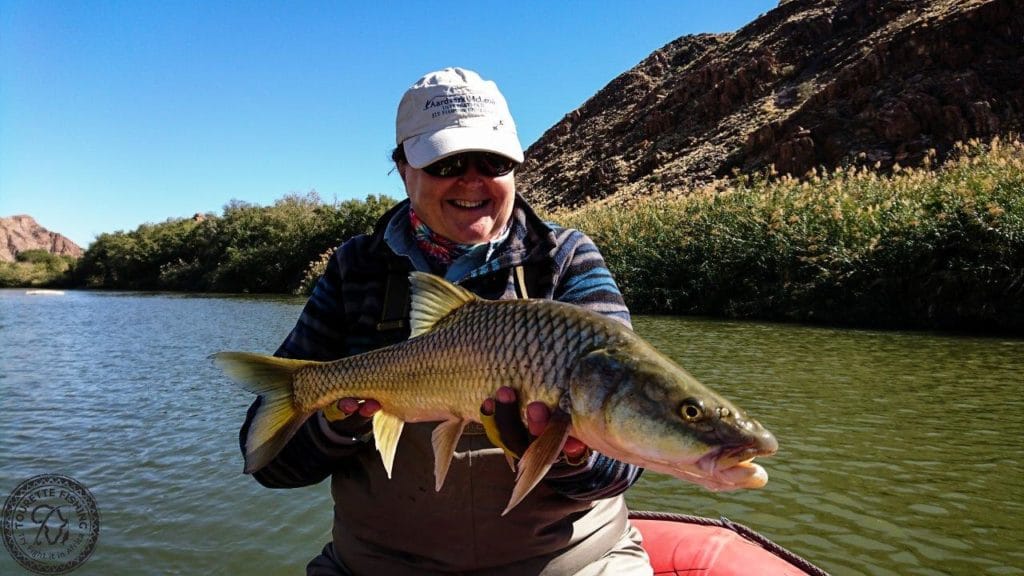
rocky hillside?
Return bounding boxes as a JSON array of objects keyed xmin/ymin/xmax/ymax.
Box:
[
  {"xmin": 1, "ymin": 215, "xmax": 83, "ymax": 262},
  {"xmin": 519, "ymin": 0, "xmax": 1023, "ymax": 208}
]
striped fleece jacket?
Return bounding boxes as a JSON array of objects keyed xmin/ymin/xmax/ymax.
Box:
[{"xmin": 239, "ymin": 196, "xmax": 645, "ymax": 574}]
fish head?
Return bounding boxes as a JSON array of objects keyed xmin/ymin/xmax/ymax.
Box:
[{"xmin": 569, "ymin": 345, "xmax": 778, "ymax": 492}]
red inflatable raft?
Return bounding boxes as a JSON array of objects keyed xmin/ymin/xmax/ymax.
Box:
[{"xmin": 630, "ymin": 512, "xmax": 828, "ymax": 576}]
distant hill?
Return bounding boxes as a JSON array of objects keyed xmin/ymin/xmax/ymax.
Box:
[
  {"xmin": 519, "ymin": 0, "xmax": 1023, "ymax": 209},
  {"xmin": 0, "ymin": 215, "xmax": 83, "ymax": 262}
]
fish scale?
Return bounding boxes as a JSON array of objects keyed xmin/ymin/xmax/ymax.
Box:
[
  {"xmin": 291, "ymin": 297, "xmax": 620, "ymax": 420},
  {"xmin": 213, "ymin": 271, "xmax": 778, "ymax": 515}
]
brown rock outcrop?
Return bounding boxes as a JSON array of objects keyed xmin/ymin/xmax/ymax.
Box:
[
  {"xmin": 519, "ymin": 0, "xmax": 1023, "ymax": 209},
  {"xmin": 0, "ymin": 215, "xmax": 84, "ymax": 262}
]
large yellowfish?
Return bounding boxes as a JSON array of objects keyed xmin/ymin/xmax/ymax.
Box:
[{"xmin": 214, "ymin": 272, "xmax": 778, "ymax": 514}]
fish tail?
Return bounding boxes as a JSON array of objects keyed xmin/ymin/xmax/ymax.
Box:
[{"xmin": 212, "ymin": 351, "xmax": 315, "ymax": 473}]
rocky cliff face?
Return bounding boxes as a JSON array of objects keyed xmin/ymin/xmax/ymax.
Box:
[
  {"xmin": 519, "ymin": 0, "xmax": 1023, "ymax": 208},
  {"xmin": 0, "ymin": 215, "xmax": 84, "ymax": 262}
]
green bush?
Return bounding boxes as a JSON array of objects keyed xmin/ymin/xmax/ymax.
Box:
[
  {"xmin": 15, "ymin": 249, "xmax": 59, "ymax": 265},
  {"xmin": 74, "ymin": 193, "xmax": 396, "ymax": 293},
  {"xmin": 0, "ymin": 252, "xmax": 75, "ymax": 288}
]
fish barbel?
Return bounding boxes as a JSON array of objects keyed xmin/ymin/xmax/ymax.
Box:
[{"xmin": 214, "ymin": 272, "xmax": 778, "ymax": 514}]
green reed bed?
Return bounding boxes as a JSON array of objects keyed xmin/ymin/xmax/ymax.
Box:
[{"xmin": 557, "ymin": 138, "xmax": 1024, "ymax": 332}]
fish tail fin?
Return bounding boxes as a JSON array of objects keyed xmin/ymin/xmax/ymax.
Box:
[{"xmin": 212, "ymin": 351, "xmax": 315, "ymax": 473}]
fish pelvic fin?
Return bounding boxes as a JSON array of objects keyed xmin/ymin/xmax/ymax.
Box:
[
  {"xmin": 503, "ymin": 411, "xmax": 572, "ymax": 516},
  {"xmin": 431, "ymin": 418, "xmax": 469, "ymax": 491},
  {"xmin": 481, "ymin": 410, "xmax": 521, "ymax": 471},
  {"xmin": 211, "ymin": 351, "xmax": 315, "ymax": 474},
  {"xmin": 372, "ymin": 410, "xmax": 406, "ymax": 478},
  {"xmin": 408, "ymin": 272, "xmax": 477, "ymax": 338}
]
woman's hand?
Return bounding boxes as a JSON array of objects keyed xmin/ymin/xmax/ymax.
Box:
[
  {"xmin": 480, "ymin": 386, "xmax": 590, "ymax": 464},
  {"xmin": 323, "ymin": 397, "xmax": 381, "ymax": 435}
]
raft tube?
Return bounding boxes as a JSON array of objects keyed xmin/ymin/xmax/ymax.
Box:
[{"xmin": 630, "ymin": 511, "xmax": 828, "ymax": 576}]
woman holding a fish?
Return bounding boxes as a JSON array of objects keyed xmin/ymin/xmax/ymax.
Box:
[{"xmin": 239, "ymin": 68, "xmax": 652, "ymax": 575}]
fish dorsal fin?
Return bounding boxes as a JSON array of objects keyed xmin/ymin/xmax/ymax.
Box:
[
  {"xmin": 372, "ymin": 410, "xmax": 406, "ymax": 478},
  {"xmin": 431, "ymin": 418, "xmax": 469, "ymax": 491},
  {"xmin": 408, "ymin": 272, "xmax": 478, "ymax": 338}
]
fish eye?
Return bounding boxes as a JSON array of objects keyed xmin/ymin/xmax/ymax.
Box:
[{"xmin": 679, "ymin": 398, "xmax": 705, "ymax": 422}]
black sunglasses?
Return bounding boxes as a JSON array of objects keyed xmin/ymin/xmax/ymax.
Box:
[{"xmin": 422, "ymin": 152, "xmax": 519, "ymax": 178}]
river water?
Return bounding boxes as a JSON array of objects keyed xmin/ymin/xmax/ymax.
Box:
[{"xmin": 1, "ymin": 290, "xmax": 1021, "ymax": 575}]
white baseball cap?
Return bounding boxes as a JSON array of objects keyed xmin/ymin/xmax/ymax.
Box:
[{"xmin": 395, "ymin": 67, "xmax": 524, "ymax": 169}]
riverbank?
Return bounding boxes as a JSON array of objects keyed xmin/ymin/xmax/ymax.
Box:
[
  {"xmin": 558, "ymin": 138, "xmax": 1024, "ymax": 332},
  {"xmin": 0, "ymin": 249, "xmax": 77, "ymax": 288},
  {"xmin": 24, "ymin": 138, "xmax": 1024, "ymax": 333}
]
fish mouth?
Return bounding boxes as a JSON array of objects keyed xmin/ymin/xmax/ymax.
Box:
[
  {"xmin": 705, "ymin": 439, "xmax": 777, "ymax": 469},
  {"xmin": 684, "ymin": 440, "xmax": 777, "ymax": 491}
]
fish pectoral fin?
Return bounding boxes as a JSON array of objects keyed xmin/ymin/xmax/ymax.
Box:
[
  {"xmin": 372, "ymin": 410, "xmax": 406, "ymax": 478},
  {"xmin": 431, "ymin": 418, "xmax": 468, "ymax": 491},
  {"xmin": 502, "ymin": 411, "xmax": 572, "ymax": 516},
  {"xmin": 503, "ymin": 453, "xmax": 516, "ymax": 471}
]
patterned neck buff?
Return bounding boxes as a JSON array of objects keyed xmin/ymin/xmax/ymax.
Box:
[{"xmin": 409, "ymin": 208, "xmax": 477, "ymax": 269}]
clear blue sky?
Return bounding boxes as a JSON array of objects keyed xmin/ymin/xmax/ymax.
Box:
[{"xmin": 1, "ymin": 1, "xmax": 777, "ymax": 248}]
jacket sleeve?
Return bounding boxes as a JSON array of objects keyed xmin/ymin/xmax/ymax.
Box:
[
  {"xmin": 239, "ymin": 245, "xmax": 368, "ymax": 489},
  {"xmin": 543, "ymin": 228, "xmax": 644, "ymax": 500}
]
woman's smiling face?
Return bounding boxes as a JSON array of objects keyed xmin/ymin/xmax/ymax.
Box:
[{"xmin": 400, "ymin": 161, "xmax": 516, "ymax": 245}]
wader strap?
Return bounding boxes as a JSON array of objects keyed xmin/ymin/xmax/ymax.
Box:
[
  {"xmin": 513, "ymin": 265, "xmax": 529, "ymax": 299},
  {"xmin": 377, "ymin": 257, "xmax": 410, "ymax": 332},
  {"xmin": 378, "ymin": 262, "xmax": 533, "ymax": 332}
]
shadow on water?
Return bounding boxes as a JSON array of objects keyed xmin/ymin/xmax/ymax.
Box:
[{"xmin": 1, "ymin": 292, "xmax": 1021, "ymax": 575}]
